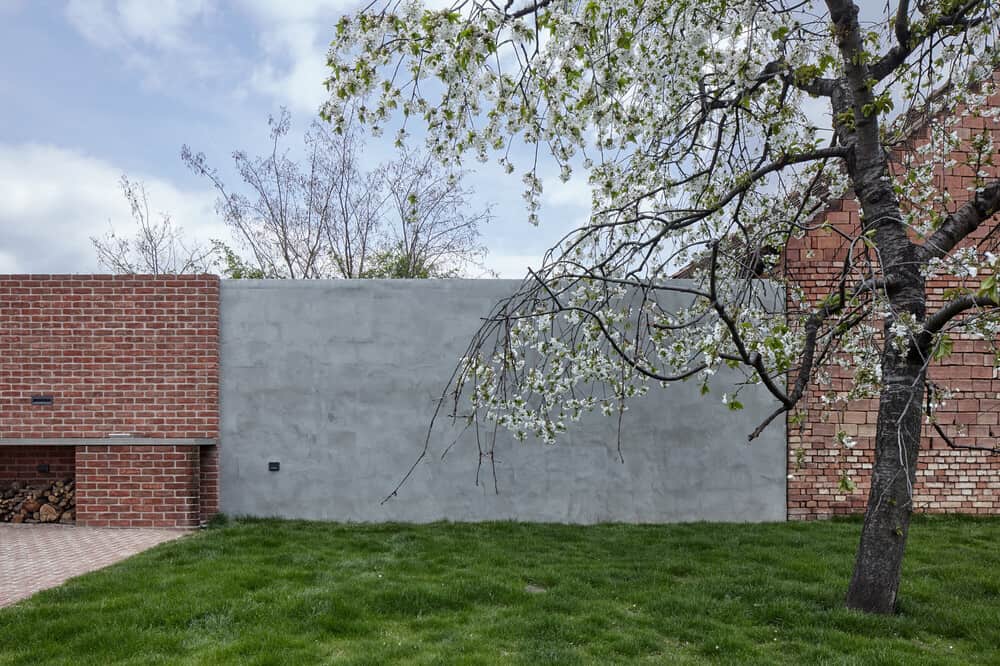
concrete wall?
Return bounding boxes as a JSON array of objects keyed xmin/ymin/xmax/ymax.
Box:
[{"xmin": 220, "ymin": 280, "xmax": 786, "ymax": 523}]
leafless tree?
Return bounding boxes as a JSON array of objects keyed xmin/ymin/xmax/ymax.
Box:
[
  {"xmin": 181, "ymin": 109, "xmax": 491, "ymax": 279},
  {"xmin": 91, "ymin": 176, "xmax": 217, "ymax": 275},
  {"xmin": 379, "ymin": 148, "xmax": 491, "ymax": 278}
]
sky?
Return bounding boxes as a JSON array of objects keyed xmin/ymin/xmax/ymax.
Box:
[{"xmin": 0, "ymin": 0, "xmax": 592, "ymax": 277}]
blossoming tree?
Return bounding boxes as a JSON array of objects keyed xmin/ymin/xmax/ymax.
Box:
[{"xmin": 325, "ymin": 0, "xmax": 1000, "ymax": 613}]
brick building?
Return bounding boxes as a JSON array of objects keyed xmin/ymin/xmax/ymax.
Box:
[
  {"xmin": 0, "ymin": 275, "xmax": 219, "ymax": 527},
  {"xmin": 785, "ymin": 75, "xmax": 1000, "ymax": 518}
]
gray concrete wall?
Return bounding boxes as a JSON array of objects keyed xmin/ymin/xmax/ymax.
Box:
[{"xmin": 220, "ymin": 280, "xmax": 787, "ymax": 523}]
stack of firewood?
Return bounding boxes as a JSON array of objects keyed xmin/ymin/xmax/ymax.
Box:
[{"xmin": 0, "ymin": 479, "xmax": 75, "ymax": 524}]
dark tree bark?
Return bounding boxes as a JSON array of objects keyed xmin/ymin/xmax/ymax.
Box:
[
  {"xmin": 827, "ymin": 0, "xmax": 929, "ymax": 614},
  {"xmin": 845, "ymin": 343, "xmax": 926, "ymax": 613}
]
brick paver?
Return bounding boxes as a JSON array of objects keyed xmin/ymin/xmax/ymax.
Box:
[{"xmin": 0, "ymin": 524, "xmax": 188, "ymax": 607}]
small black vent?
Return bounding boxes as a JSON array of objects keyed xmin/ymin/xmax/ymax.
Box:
[
  {"xmin": 31, "ymin": 395, "xmax": 54, "ymax": 406},
  {"xmin": 36, "ymin": 463, "xmax": 50, "ymax": 473},
  {"xmin": 268, "ymin": 461, "xmax": 280, "ymax": 472}
]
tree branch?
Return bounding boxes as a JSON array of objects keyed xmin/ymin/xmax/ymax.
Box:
[
  {"xmin": 926, "ymin": 383, "xmax": 1000, "ymax": 455},
  {"xmin": 894, "ymin": 0, "xmax": 911, "ymax": 49},
  {"xmin": 707, "ymin": 241, "xmax": 792, "ymax": 408},
  {"xmin": 919, "ymin": 293, "xmax": 999, "ymax": 347},
  {"xmin": 507, "ymin": 0, "xmax": 554, "ymax": 19},
  {"xmin": 870, "ymin": 0, "xmax": 987, "ymax": 81},
  {"xmin": 920, "ymin": 179, "xmax": 1000, "ymax": 261}
]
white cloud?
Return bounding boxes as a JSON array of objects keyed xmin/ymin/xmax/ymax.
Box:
[
  {"xmin": 65, "ymin": 0, "xmax": 211, "ymax": 51},
  {"xmin": 249, "ymin": 21, "xmax": 330, "ymax": 114},
  {"xmin": 0, "ymin": 144, "xmax": 226, "ymax": 273},
  {"xmin": 118, "ymin": 0, "xmax": 212, "ymax": 49},
  {"xmin": 63, "ymin": 0, "xmax": 236, "ymax": 95},
  {"xmin": 236, "ymin": 0, "xmax": 454, "ymax": 113},
  {"xmin": 62, "ymin": 0, "xmax": 353, "ymax": 113},
  {"xmin": 543, "ymin": 176, "xmax": 594, "ymax": 209},
  {"xmin": 236, "ymin": 0, "xmax": 354, "ymax": 22},
  {"xmin": 237, "ymin": 1, "xmax": 358, "ymax": 114}
]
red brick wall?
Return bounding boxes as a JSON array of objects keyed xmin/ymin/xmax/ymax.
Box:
[
  {"xmin": 0, "ymin": 275, "xmax": 220, "ymax": 527},
  {"xmin": 786, "ymin": 78, "xmax": 1000, "ymax": 518},
  {"xmin": 75, "ymin": 445, "xmax": 201, "ymax": 528},
  {"xmin": 0, "ymin": 446, "xmax": 75, "ymax": 485},
  {"xmin": 0, "ymin": 275, "xmax": 218, "ymax": 439}
]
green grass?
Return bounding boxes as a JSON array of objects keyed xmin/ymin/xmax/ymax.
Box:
[{"xmin": 1, "ymin": 516, "xmax": 998, "ymax": 664}]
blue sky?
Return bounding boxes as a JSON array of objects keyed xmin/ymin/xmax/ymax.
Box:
[{"xmin": 0, "ymin": 1, "xmax": 591, "ymax": 276}]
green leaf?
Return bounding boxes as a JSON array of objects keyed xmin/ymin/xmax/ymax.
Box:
[
  {"xmin": 932, "ymin": 334, "xmax": 954, "ymax": 361},
  {"xmin": 977, "ymin": 274, "xmax": 998, "ymax": 302}
]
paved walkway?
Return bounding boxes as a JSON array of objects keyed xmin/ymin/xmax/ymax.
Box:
[{"xmin": 0, "ymin": 525, "xmax": 188, "ymax": 608}]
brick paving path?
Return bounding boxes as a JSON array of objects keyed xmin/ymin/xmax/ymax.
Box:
[{"xmin": 0, "ymin": 524, "xmax": 188, "ymax": 608}]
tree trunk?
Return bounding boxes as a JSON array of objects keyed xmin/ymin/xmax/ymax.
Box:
[
  {"xmin": 844, "ymin": 318, "xmax": 926, "ymax": 613},
  {"xmin": 824, "ymin": 0, "xmax": 929, "ymax": 610}
]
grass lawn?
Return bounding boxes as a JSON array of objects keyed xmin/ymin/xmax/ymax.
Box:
[{"xmin": 1, "ymin": 516, "xmax": 998, "ymax": 664}]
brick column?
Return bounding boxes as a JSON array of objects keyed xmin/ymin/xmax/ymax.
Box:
[{"xmin": 199, "ymin": 445, "xmax": 219, "ymax": 525}]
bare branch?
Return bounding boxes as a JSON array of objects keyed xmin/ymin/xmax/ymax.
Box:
[
  {"xmin": 183, "ymin": 110, "xmax": 491, "ymax": 279},
  {"xmin": 926, "ymin": 382, "xmax": 1000, "ymax": 455},
  {"xmin": 92, "ymin": 175, "xmax": 217, "ymax": 275}
]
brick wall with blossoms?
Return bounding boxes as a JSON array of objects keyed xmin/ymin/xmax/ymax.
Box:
[{"xmin": 785, "ymin": 71, "xmax": 1000, "ymax": 519}]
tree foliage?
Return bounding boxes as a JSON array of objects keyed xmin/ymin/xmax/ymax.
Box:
[{"xmin": 325, "ymin": 0, "xmax": 1000, "ymax": 614}]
